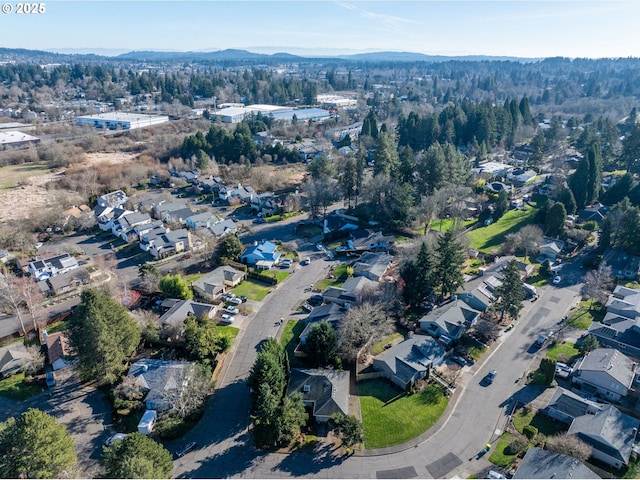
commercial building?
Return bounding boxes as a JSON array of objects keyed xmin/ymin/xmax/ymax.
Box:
[
  {"xmin": 76, "ymin": 112, "xmax": 169, "ymax": 130},
  {"xmin": 0, "ymin": 131, "xmax": 40, "ymax": 148}
]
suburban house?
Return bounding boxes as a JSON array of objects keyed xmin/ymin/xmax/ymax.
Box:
[
  {"xmin": 0, "ymin": 342, "xmax": 29, "ymax": 378},
  {"xmin": 298, "ymin": 305, "xmax": 346, "ymax": 347},
  {"xmin": 218, "ymin": 183, "xmax": 255, "ymax": 203},
  {"xmin": 541, "ymin": 387, "xmax": 602, "ymax": 425},
  {"xmin": 286, "ymin": 368, "xmax": 350, "ymax": 423},
  {"xmin": 571, "ymin": 348, "xmax": 639, "ymax": 402},
  {"xmin": 601, "ymin": 249, "xmax": 640, "ymax": 280},
  {"xmin": 419, "ymin": 299, "xmax": 481, "ymax": 342},
  {"xmin": 479, "ymin": 255, "xmax": 535, "ymax": 279},
  {"xmin": 139, "ymin": 224, "xmax": 172, "ymax": 253},
  {"xmin": 37, "ymin": 267, "xmax": 90, "ymax": 296},
  {"xmin": 28, "ymin": 253, "xmax": 79, "ymax": 280},
  {"xmin": 191, "ymin": 266, "xmax": 246, "ymax": 301},
  {"xmin": 321, "ymin": 276, "xmax": 378, "ymax": 306},
  {"xmin": 198, "ymin": 176, "xmax": 225, "ymax": 194},
  {"xmin": 97, "ymin": 207, "xmax": 133, "ymax": 232},
  {"xmin": 97, "ymin": 189, "xmax": 128, "ymax": 209},
  {"xmin": 185, "ymin": 212, "xmax": 221, "ymax": 230},
  {"xmin": 148, "ymin": 229, "xmax": 191, "ymax": 258},
  {"xmin": 579, "ymin": 204, "xmax": 608, "ymax": 224},
  {"xmin": 151, "ymin": 201, "xmax": 185, "ymax": 220},
  {"xmin": 250, "ymin": 192, "xmax": 277, "ymax": 215},
  {"xmin": 127, "ymin": 359, "xmax": 196, "ymax": 412},
  {"xmin": 507, "ymin": 168, "xmax": 537, "ymax": 184},
  {"xmin": 538, "ymin": 237, "xmax": 566, "ymax": 262},
  {"xmin": 162, "ymin": 207, "xmax": 195, "ymax": 226},
  {"xmin": 568, "ymin": 404, "xmax": 639, "ymax": 469},
  {"xmin": 347, "ymin": 230, "xmax": 395, "ymax": 252},
  {"xmin": 512, "ymin": 447, "xmax": 600, "ymax": 479},
  {"xmin": 43, "ymin": 330, "xmax": 73, "ymax": 371},
  {"xmin": 209, "ymin": 219, "xmax": 238, "ymax": 238},
  {"xmin": 352, "ymin": 252, "xmax": 393, "ymax": 282},
  {"xmin": 586, "ymin": 285, "xmax": 640, "ymax": 359},
  {"xmin": 372, "ymin": 334, "xmax": 445, "ymax": 390},
  {"xmin": 111, "ymin": 211, "xmax": 152, "ymax": 240},
  {"xmin": 240, "ymin": 240, "xmax": 281, "ymax": 269},
  {"xmin": 158, "ymin": 299, "xmax": 218, "ymax": 332}
]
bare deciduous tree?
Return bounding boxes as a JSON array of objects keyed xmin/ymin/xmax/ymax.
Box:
[
  {"xmin": 337, "ymin": 302, "xmax": 394, "ymax": 363},
  {"xmin": 161, "ymin": 365, "xmax": 212, "ymax": 420},
  {"xmin": 583, "ymin": 264, "xmax": 613, "ymax": 310},
  {"xmin": 545, "ymin": 433, "xmax": 592, "ymax": 462}
]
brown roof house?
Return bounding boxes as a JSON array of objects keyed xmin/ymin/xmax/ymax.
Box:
[{"xmin": 43, "ymin": 330, "xmax": 74, "ymax": 371}]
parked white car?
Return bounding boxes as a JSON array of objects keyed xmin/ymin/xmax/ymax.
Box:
[
  {"xmin": 223, "ymin": 306, "xmax": 239, "ymax": 315},
  {"xmin": 220, "ymin": 314, "xmax": 235, "ymax": 324}
]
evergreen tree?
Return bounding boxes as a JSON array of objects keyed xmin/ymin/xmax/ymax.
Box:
[
  {"xmin": 493, "ymin": 189, "xmax": 509, "ymax": 219},
  {"xmin": 329, "ymin": 413, "xmax": 364, "ymax": 447},
  {"xmin": 340, "ymin": 155, "xmax": 358, "ymax": 209},
  {"xmin": 569, "ymin": 157, "xmax": 590, "ymax": 210},
  {"xmin": 493, "ymin": 260, "xmax": 524, "ymax": 321},
  {"xmin": 435, "ymin": 229, "xmax": 465, "ymax": 298},
  {"xmin": 275, "ymin": 393, "xmax": 308, "ymax": 446},
  {"xmin": 373, "ymin": 131, "xmax": 400, "ymax": 177},
  {"xmin": 102, "ymin": 432, "xmax": 173, "ymax": 479},
  {"xmin": 0, "ymin": 409, "xmax": 77, "ymax": 479},
  {"xmin": 216, "ymin": 234, "xmax": 243, "ymax": 263},
  {"xmin": 601, "ymin": 172, "xmax": 633, "ymax": 206},
  {"xmin": 557, "ymin": 188, "xmax": 577, "ymax": 215},
  {"xmin": 67, "ymin": 289, "xmax": 141, "ymax": 384},
  {"xmin": 305, "ymin": 321, "xmax": 338, "ymax": 367},
  {"xmin": 159, "ymin": 274, "xmax": 193, "ymax": 300},
  {"xmin": 586, "ymin": 143, "xmax": 602, "ymax": 205},
  {"xmin": 545, "ymin": 202, "xmax": 566, "ymax": 236}
]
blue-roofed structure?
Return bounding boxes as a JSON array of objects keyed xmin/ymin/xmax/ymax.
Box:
[{"xmin": 240, "ymin": 240, "xmax": 281, "ymax": 269}]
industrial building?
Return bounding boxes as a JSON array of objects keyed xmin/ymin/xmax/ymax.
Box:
[
  {"xmin": 212, "ymin": 104, "xmax": 331, "ymax": 124},
  {"xmin": 316, "ymin": 94, "xmax": 358, "ymax": 108},
  {"xmin": 76, "ymin": 112, "xmax": 169, "ymax": 130},
  {"xmin": 0, "ymin": 131, "xmax": 40, "ymax": 148}
]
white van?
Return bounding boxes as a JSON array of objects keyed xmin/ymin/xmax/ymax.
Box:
[{"xmin": 137, "ymin": 409, "xmax": 157, "ymax": 435}]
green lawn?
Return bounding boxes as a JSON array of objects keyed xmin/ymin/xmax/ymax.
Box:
[
  {"xmin": 0, "ymin": 162, "xmax": 50, "ymax": 192},
  {"xmin": 458, "ymin": 335, "xmax": 487, "ymax": 360},
  {"xmin": 546, "ymin": 342, "xmax": 581, "ymax": 363},
  {"xmin": 218, "ymin": 325, "xmax": 239, "ymax": 344},
  {"xmin": 317, "ymin": 264, "xmax": 349, "ymax": 291},
  {"xmin": 0, "ymin": 373, "xmax": 44, "ymax": 400},
  {"xmin": 567, "ymin": 300, "xmax": 605, "ymax": 330},
  {"xmin": 488, "ymin": 432, "xmax": 520, "ymax": 468},
  {"xmin": 359, "ymin": 379, "xmax": 447, "ymax": 449},
  {"xmin": 232, "ymin": 280, "xmax": 272, "ymax": 301},
  {"xmin": 184, "ymin": 272, "xmax": 206, "ymax": 283},
  {"xmin": 281, "ymin": 320, "xmax": 305, "ymax": 366},
  {"xmin": 512, "ymin": 410, "xmax": 565, "ymax": 438},
  {"xmin": 466, "ymin": 208, "xmax": 538, "ymax": 253},
  {"xmin": 371, "ymin": 332, "xmax": 404, "ymax": 356}
]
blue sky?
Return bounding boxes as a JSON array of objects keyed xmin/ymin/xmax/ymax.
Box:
[{"xmin": 2, "ymin": 1, "xmax": 639, "ymax": 58}]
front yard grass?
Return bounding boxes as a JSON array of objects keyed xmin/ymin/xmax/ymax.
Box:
[
  {"xmin": 232, "ymin": 279, "xmax": 272, "ymax": 301},
  {"xmin": 546, "ymin": 342, "xmax": 580, "ymax": 363},
  {"xmin": 0, "ymin": 373, "xmax": 43, "ymax": 400},
  {"xmin": 218, "ymin": 325, "xmax": 239, "ymax": 344},
  {"xmin": 317, "ymin": 264, "xmax": 349, "ymax": 291},
  {"xmin": 567, "ymin": 300, "xmax": 605, "ymax": 330},
  {"xmin": 281, "ymin": 320, "xmax": 305, "ymax": 366},
  {"xmin": 458, "ymin": 335, "xmax": 487, "ymax": 360},
  {"xmin": 488, "ymin": 432, "xmax": 519, "ymax": 468},
  {"xmin": 358, "ymin": 379, "xmax": 448, "ymax": 449},
  {"xmin": 512, "ymin": 409, "xmax": 565, "ymax": 438},
  {"xmin": 466, "ymin": 208, "xmax": 538, "ymax": 253}
]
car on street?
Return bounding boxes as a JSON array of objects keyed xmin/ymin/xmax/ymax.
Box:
[
  {"xmin": 223, "ymin": 306, "xmax": 239, "ymax": 315},
  {"xmin": 45, "ymin": 371, "xmax": 56, "ymax": 388},
  {"xmin": 533, "ymin": 333, "xmax": 550, "ymax": 348},
  {"xmin": 482, "ymin": 369, "xmax": 497, "ymax": 385},
  {"xmin": 104, "ymin": 433, "xmax": 127, "ymax": 446},
  {"xmin": 220, "ymin": 314, "xmax": 235, "ymax": 324},
  {"xmin": 552, "ymin": 275, "xmax": 562, "ymax": 285},
  {"xmin": 301, "ymin": 257, "xmax": 311, "ymax": 265},
  {"xmin": 174, "ymin": 441, "xmax": 197, "ymax": 458},
  {"xmin": 316, "ymin": 244, "xmax": 324, "ymax": 251}
]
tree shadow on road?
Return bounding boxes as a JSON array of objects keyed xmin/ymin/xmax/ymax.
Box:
[{"xmin": 272, "ymin": 441, "xmax": 346, "ymax": 476}]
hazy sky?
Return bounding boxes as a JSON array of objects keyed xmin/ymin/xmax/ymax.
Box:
[{"xmin": 2, "ymin": 1, "xmax": 639, "ymax": 58}]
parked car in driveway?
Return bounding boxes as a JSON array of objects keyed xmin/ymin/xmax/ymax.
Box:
[
  {"xmin": 450, "ymin": 355, "xmax": 468, "ymax": 366},
  {"xmin": 279, "ymin": 258, "xmax": 292, "ymax": 268},
  {"xmin": 223, "ymin": 306, "xmax": 239, "ymax": 315},
  {"xmin": 45, "ymin": 371, "xmax": 56, "ymax": 388},
  {"xmin": 552, "ymin": 275, "xmax": 562, "ymax": 285},
  {"xmin": 229, "ymin": 297, "xmax": 242, "ymax": 305},
  {"xmin": 174, "ymin": 441, "xmax": 197, "ymax": 458},
  {"xmin": 220, "ymin": 314, "xmax": 235, "ymax": 324}
]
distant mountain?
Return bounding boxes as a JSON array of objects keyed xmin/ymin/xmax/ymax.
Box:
[
  {"xmin": 338, "ymin": 51, "xmax": 537, "ymax": 63},
  {"xmin": 115, "ymin": 49, "xmax": 283, "ymax": 61}
]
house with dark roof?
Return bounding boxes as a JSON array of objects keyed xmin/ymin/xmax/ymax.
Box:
[
  {"xmin": 39, "ymin": 267, "xmax": 90, "ymax": 296},
  {"xmin": 209, "ymin": 218, "xmax": 238, "ymax": 238},
  {"xmin": 541, "ymin": 387, "xmax": 602, "ymax": 425},
  {"xmin": 148, "ymin": 229, "xmax": 191, "ymax": 258},
  {"xmin": 571, "ymin": 348, "xmax": 638, "ymax": 402},
  {"xmin": 286, "ymin": 368, "xmax": 350, "ymax": 422},
  {"xmin": 538, "ymin": 237, "xmax": 565, "ymax": 262},
  {"xmin": 43, "ymin": 330, "xmax": 73, "ymax": 371},
  {"xmin": 512, "ymin": 447, "xmax": 600, "ymax": 479},
  {"xmin": 158, "ymin": 299, "xmax": 218, "ymax": 332},
  {"xmin": 373, "ymin": 334, "xmax": 445, "ymax": 390},
  {"xmin": 321, "ymin": 276, "xmax": 377, "ymax": 307},
  {"xmin": 111, "ymin": 211, "xmax": 152, "ymax": 240},
  {"xmin": 27, "ymin": 253, "xmax": 79, "ymax": 280},
  {"xmin": 352, "ymin": 252, "xmax": 393, "ymax": 281},
  {"xmin": 568, "ymin": 404, "xmax": 639, "ymax": 469},
  {"xmin": 127, "ymin": 359, "xmax": 196, "ymax": 412},
  {"xmin": 191, "ymin": 266, "xmax": 246, "ymax": 302},
  {"xmin": 419, "ymin": 299, "xmax": 481, "ymax": 341},
  {"xmin": 579, "ymin": 204, "xmax": 607, "ymax": 224},
  {"xmin": 601, "ymin": 249, "xmax": 640, "ymax": 280},
  {"xmin": 97, "ymin": 189, "xmax": 128, "ymax": 209},
  {"xmin": 240, "ymin": 240, "xmax": 281, "ymax": 269},
  {"xmin": 162, "ymin": 207, "xmax": 195, "ymax": 225}
]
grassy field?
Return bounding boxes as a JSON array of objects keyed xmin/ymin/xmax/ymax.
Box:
[
  {"xmin": 465, "ymin": 208, "xmax": 538, "ymax": 253},
  {"xmin": 232, "ymin": 279, "xmax": 272, "ymax": 301},
  {"xmin": 359, "ymin": 379, "xmax": 447, "ymax": 449},
  {"xmin": 0, "ymin": 373, "xmax": 43, "ymax": 400},
  {"xmin": 0, "ymin": 162, "xmax": 50, "ymax": 192},
  {"xmin": 546, "ymin": 342, "xmax": 581, "ymax": 363},
  {"xmin": 567, "ymin": 300, "xmax": 605, "ymax": 330}
]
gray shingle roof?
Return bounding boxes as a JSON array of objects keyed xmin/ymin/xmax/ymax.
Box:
[
  {"xmin": 286, "ymin": 368, "xmax": 349, "ymax": 419},
  {"xmin": 575, "ymin": 348, "xmax": 635, "ymax": 390},
  {"xmin": 513, "ymin": 447, "xmax": 600, "ymax": 479}
]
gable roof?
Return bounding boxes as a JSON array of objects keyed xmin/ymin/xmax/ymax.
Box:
[
  {"xmin": 513, "ymin": 447, "xmax": 600, "ymax": 479},
  {"xmin": 45, "ymin": 331, "xmax": 72, "ymax": 365},
  {"xmin": 209, "ymin": 219, "xmax": 237, "ymax": 237},
  {"xmin": 375, "ymin": 335, "xmax": 445, "ymax": 385},
  {"xmin": 240, "ymin": 240, "xmax": 280, "ymax": 263},
  {"xmin": 544, "ymin": 387, "xmax": 602, "ymax": 423},
  {"xmin": 127, "ymin": 359, "xmax": 195, "ymax": 410},
  {"xmin": 286, "ymin": 368, "xmax": 349, "ymax": 419},
  {"xmin": 192, "ymin": 266, "xmax": 245, "ymax": 296},
  {"xmin": 158, "ymin": 299, "xmax": 216, "ymax": 330},
  {"xmin": 575, "ymin": 348, "xmax": 636, "ymax": 389},
  {"xmin": 352, "ymin": 251, "xmax": 392, "ymax": 279},
  {"xmin": 568, "ymin": 404, "xmax": 639, "ymax": 464},
  {"xmin": 0, "ymin": 343, "xmax": 29, "ymax": 375},
  {"xmin": 419, "ymin": 299, "xmax": 481, "ymax": 337}
]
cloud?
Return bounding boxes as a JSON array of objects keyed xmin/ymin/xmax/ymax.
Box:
[{"xmin": 334, "ymin": 1, "xmax": 423, "ymax": 33}]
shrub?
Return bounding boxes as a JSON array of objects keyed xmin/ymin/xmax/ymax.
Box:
[
  {"xmin": 523, "ymin": 424, "xmax": 538, "ymax": 440},
  {"xmin": 155, "ymin": 417, "xmax": 193, "ymax": 439},
  {"xmin": 505, "ymin": 434, "xmax": 528, "ymax": 455}
]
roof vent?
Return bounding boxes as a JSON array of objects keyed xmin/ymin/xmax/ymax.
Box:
[{"xmin": 303, "ymin": 384, "xmax": 310, "ymax": 393}]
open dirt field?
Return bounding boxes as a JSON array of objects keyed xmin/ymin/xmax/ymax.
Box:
[{"xmin": 0, "ymin": 152, "xmax": 138, "ymax": 223}]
